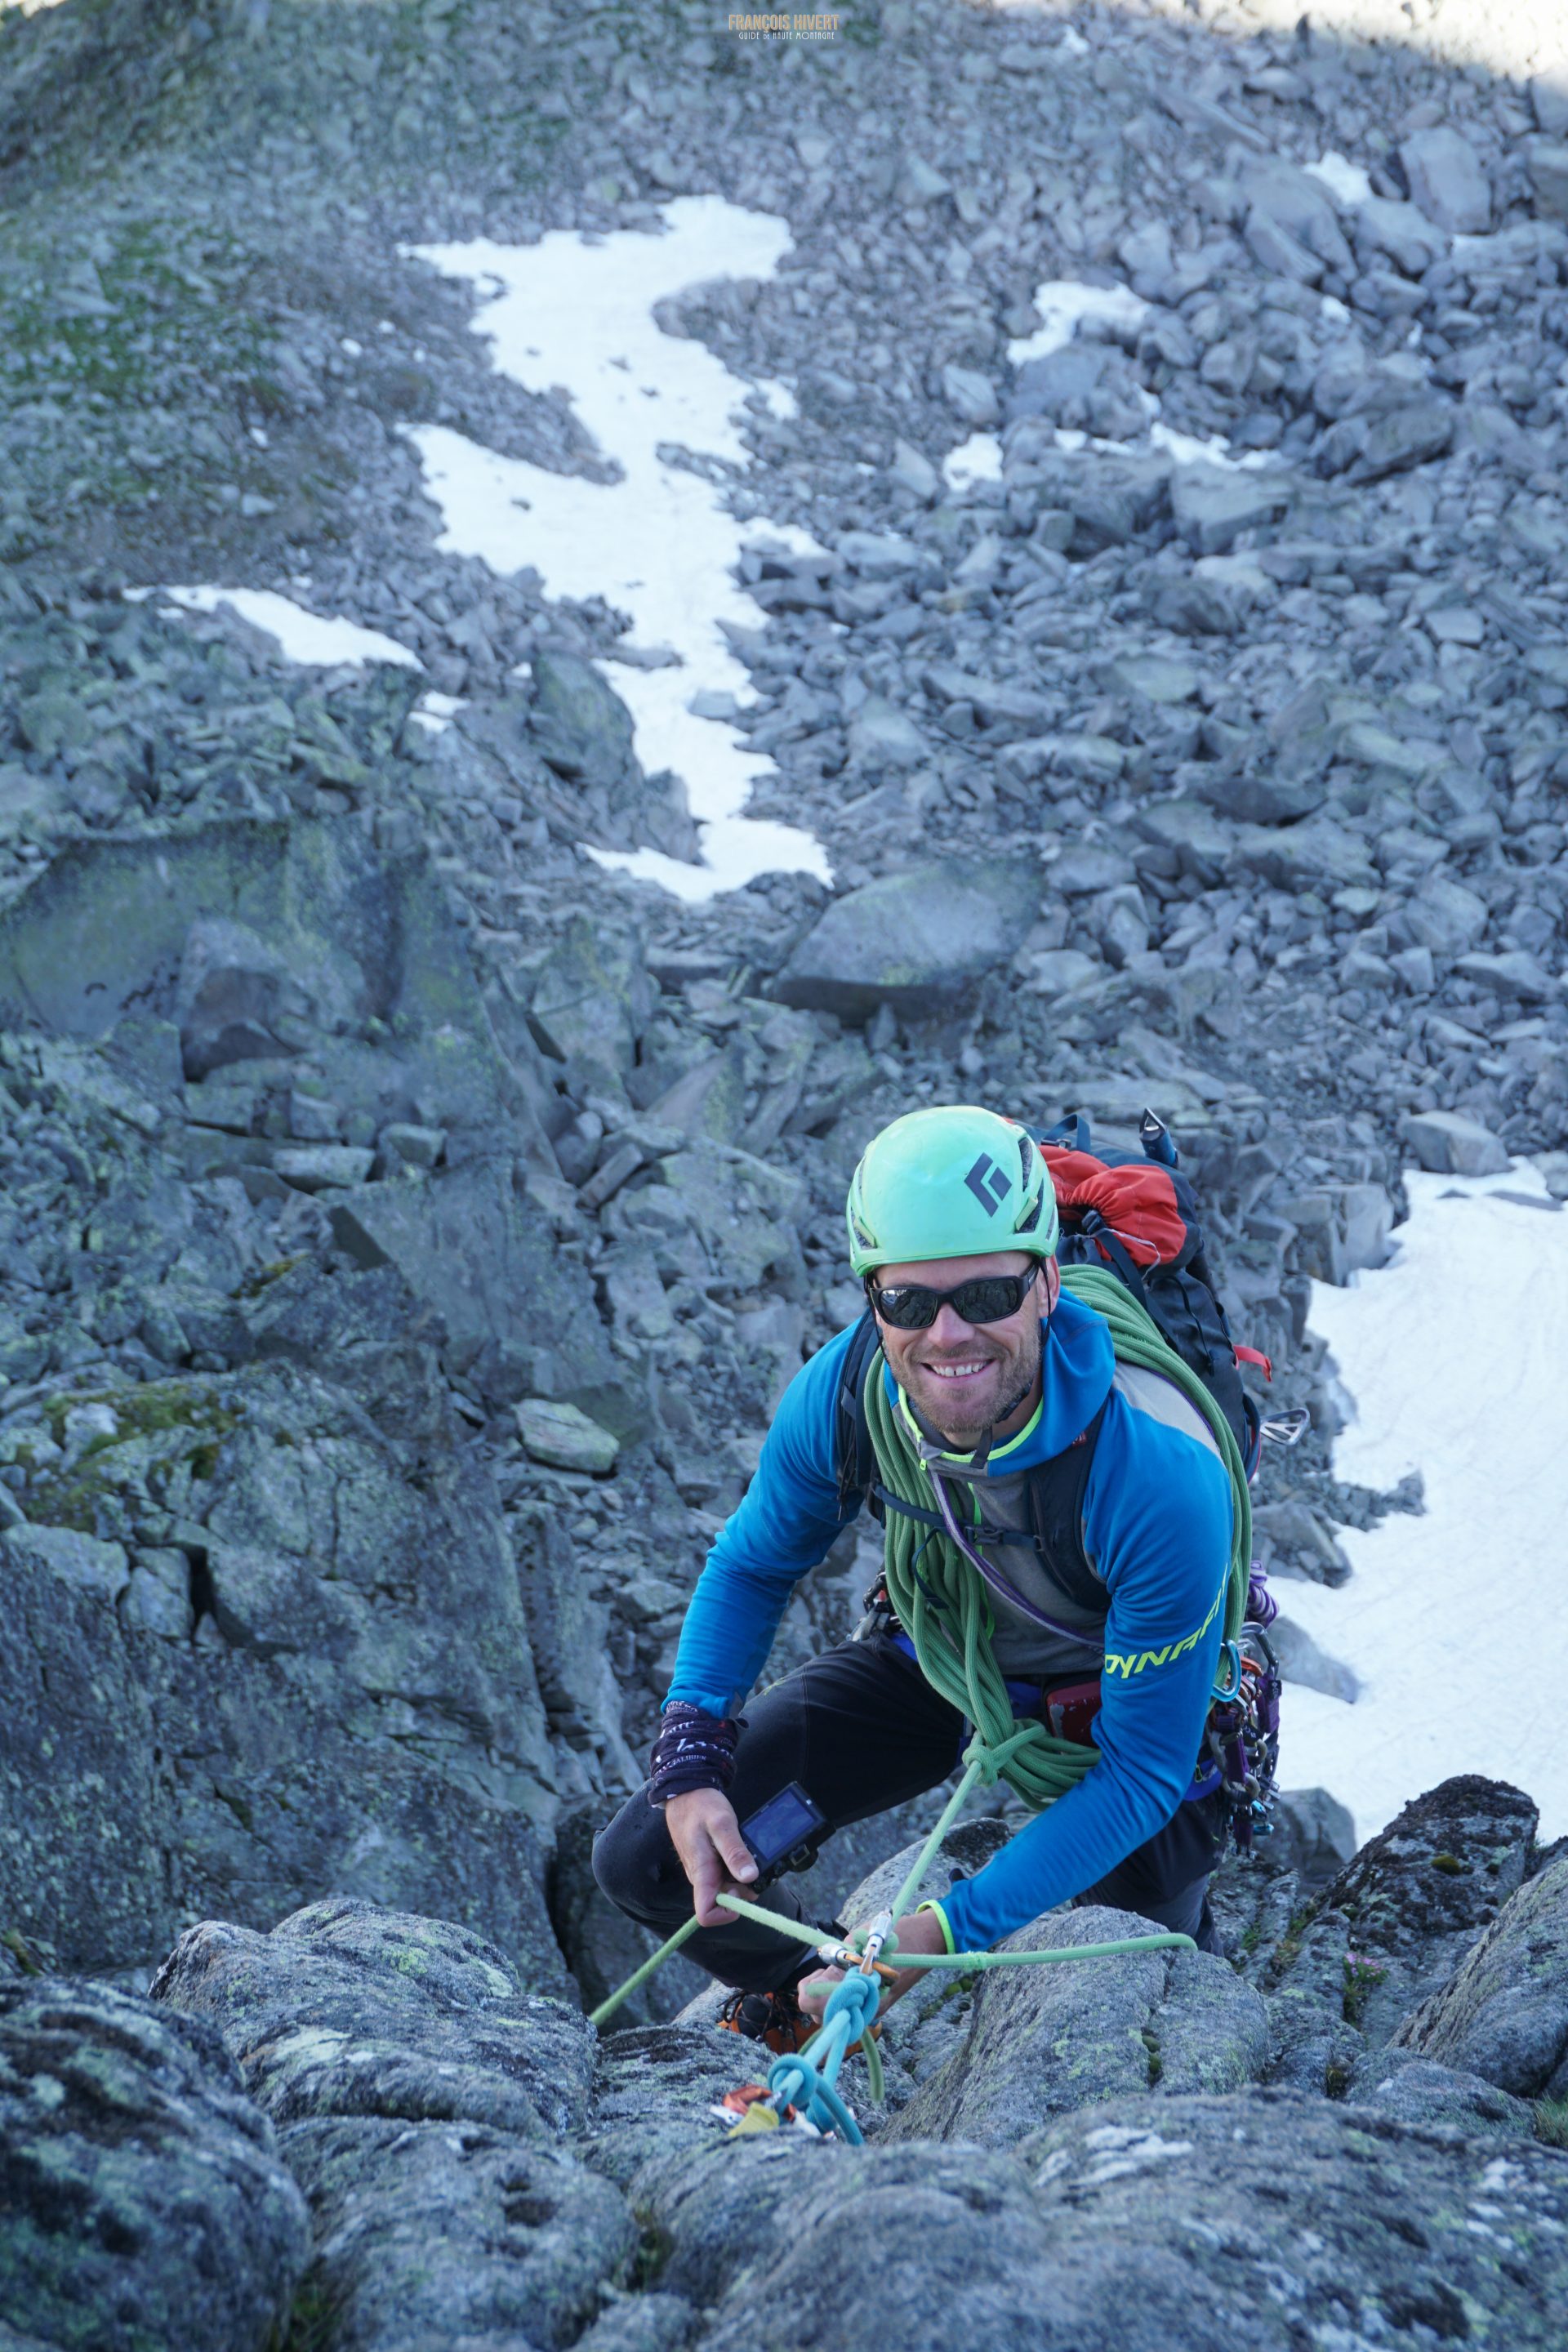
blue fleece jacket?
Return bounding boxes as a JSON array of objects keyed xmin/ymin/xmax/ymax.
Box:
[{"xmin": 664, "ymin": 1292, "xmax": 1232, "ymax": 1951}]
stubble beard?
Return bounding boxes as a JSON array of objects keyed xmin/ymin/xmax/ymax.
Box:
[{"xmin": 910, "ymin": 1315, "xmax": 1042, "ymax": 1450}]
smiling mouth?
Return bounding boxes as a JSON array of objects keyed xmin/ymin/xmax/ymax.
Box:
[{"xmin": 922, "ymin": 1361, "xmax": 996, "ymax": 1382}]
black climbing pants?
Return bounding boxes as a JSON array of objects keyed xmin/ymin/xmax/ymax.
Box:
[{"xmin": 592, "ymin": 1632, "xmax": 1225, "ymax": 1993}]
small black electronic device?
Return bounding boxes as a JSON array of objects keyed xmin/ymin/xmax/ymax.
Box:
[{"xmin": 739, "ymin": 1782, "xmax": 828, "ymax": 1883}]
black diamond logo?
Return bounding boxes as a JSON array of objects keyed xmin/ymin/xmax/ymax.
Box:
[{"xmin": 964, "ymin": 1152, "xmax": 1013, "ymax": 1215}]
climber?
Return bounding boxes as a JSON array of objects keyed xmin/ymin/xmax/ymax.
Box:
[{"xmin": 592, "ymin": 1104, "xmax": 1236, "ymax": 2051}]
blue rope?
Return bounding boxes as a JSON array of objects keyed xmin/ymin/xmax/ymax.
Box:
[{"xmin": 765, "ymin": 1970, "xmax": 882, "ymax": 2145}]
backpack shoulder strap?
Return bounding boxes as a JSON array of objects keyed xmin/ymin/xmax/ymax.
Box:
[
  {"xmin": 1022, "ymin": 1395, "xmax": 1107, "ymax": 1611},
  {"xmin": 835, "ymin": 1308, "xmax": 883, "ymax": 1515}
]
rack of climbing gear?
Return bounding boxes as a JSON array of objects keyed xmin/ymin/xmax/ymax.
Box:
[{"xmin": 1204, "ymin": 1621, "xmax": 1282, "ymax": 1854}]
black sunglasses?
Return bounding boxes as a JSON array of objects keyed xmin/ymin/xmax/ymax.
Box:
[{"xmin": 866, "ymin": 1266, "xmax": 1039, "ymax": 1332}]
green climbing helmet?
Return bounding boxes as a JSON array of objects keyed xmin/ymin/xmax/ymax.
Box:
[{"xmin": 845, "ymin": 1105, "xmax": 1060, "ymax": 1278}]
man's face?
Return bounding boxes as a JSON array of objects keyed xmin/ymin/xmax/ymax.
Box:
[{"xmin": 870, "ymin": 1249, "xmax": 1060, "ymax": 1447}]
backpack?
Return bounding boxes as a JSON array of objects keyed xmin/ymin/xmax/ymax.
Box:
[
  {"xmin": 1039, "ymin": 1108, "xmax": 1265, "ymax": 1478},
  {"xmin": 835, "ymin": 1105, "xmax": 1267, "ymax": 1530}
]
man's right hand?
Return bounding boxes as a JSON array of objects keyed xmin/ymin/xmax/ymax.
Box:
[{"xmin": 663, "ymin": 1788, "xmax": 758, "ymax": 1927}]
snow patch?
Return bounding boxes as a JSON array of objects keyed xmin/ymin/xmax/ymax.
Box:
[
  {"xmin": 1008, "ymin": 279, "xmax": 1151, "ymax": 367},
  {"xmin": 942, "ymin": 432, "xmax": 1004, "ymax": 490},
  {"xmin": 138, "ymin": 586, "xmax": 423, "ymax": 671},
  {"xmin": 1281, "ymin": 1162, "xmax": 1568, "ymax": 1846},
  {"xmin": 1149, "ymin": 422, "xmax": 1282, "ymax": 473},
  {"xmin": 403, "ymin": 195, "xmax": 831, "ymax": 903},
  {"xmin": 408, "ymin": 689, "xmax": 468, "ymax": 735},
  {"xmin": 1000, "ymin": 280, "xmax": 1283, "ymax": 474},
  {"xmin": 1306, "ymin": 152, "xmax": 1374, "ymax": 208}
]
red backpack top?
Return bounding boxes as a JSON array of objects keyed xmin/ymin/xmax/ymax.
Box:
[{"xmin": 1037, "ymin": 1111, "xmax": 1266, "ymax": 1477}]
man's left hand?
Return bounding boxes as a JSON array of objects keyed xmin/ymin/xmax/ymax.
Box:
[{"xmin": 797, "ymin": 1906, "xmax": 951, "ymax": 2028}]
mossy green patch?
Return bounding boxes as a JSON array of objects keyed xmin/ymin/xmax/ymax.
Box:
[
  {"xmin": 1342, "ymin": 1953, "xmax": 1388, "ymax": 2028},
  {"xmin": 1535, "ymin": 2100, "xmax": 1568, "ymax": 2150},
  {"xmin": 284, "ymin": 2271, "xmax": 354, "ymax": 2352},
  {"xmin": 630, "ymin": 2221, "xmax": 672, "ymax": 2290},
  {"xmin": 43, "ymin": 1380, "xmax": 238, "ymax": 1451},
  {"xmin": 29, "ymin": 1381, "xmax": 241, "ymax": 1532},
  {"xmin": 1, "ymin": 1926, "xmax": 51, "ymax": 1976},
  {"xmin": 0, "ymin": 221, "xmax": 272, "ymax": 408}
]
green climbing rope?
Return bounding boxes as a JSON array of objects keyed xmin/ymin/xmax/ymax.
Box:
[
  {"xmin": 870, "ymin": 1263, "xmax": 1251, "ymax": 1815},
  {"xmin": 713, "ymin": 1884, "xmax": 1196, "ymax": 1971},
  {"xmin": 586, "ymin": 1751, "xmax": 1199, "ymax": 2035}
]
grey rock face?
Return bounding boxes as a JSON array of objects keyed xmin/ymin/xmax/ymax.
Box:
[
  {"xmin": 0, "ymin": 816, "xmax": 564, "ymax": 1183},
  {"xmin": 283, "ymin": 2117, "xmax": 633, "ymax": 2352},
  {"xmin": 885, "ymin": 1904, "xmax": 1267, "ymax": 2147},
  {"xmin": 0, "ymin": 1517, "xmax": 176, "ymax": 1971},
  {"xmin": 528, "ymin": 916, "xmax": 653, "ymax": 1101},
  {"xmin": 1266, "ymin": 1777, "xmax": 1539, "ymax": 2087},
  {"xmin": 940, "ymin": 363, "xmax": 1000, "ymax": 427},
  {"xmin": 531, "ymin": 650, "xmax": 637, "ymax": 788},
  {"xmin": 774, "ymin": 859, "xmax": 1038, "ymax": 1020},
  {"xmin": 1239, "ymin": 157, "xmax": 1355, "ymax": 274},
  {"xmin": 151, "ymin": 1897, "xmax": 595, "ymax": 2137},
  {"xmin": 845, "ymin": 695, "xmax": 928, "ymax": 769},
  {"xmin": 7, "ymin": 0, "xmax": 1568, "ymax": 2323},
  {"xmin": 1395, "ymin": 1850, "xmax": 1568, "ymax": 2097},
  {"xmin": 1229, "ymin": 817, "xmax": 1378, "ymax": 894},
  {"xmin": 1530, "ymin": 141, "xmax": 1568, "ymax": 222},
  {"xmin": 153, "ymin": 1897, "xmax": 629, "ymax": 2352},
  {"xmin": 1019, "ymin": 2091, "xmax": 1568, "ymax": 2350},
  {"xmin": 1405, "ymin": 871, "xmax": 1490, "ymax": 956},
  {"xmin": 639, "ymin": 2136, "xmax": 1063, "ymax": 2349},
  {"xmin": 1349, "ymin": 399, "xmax": 1455, "ymax": 482},
  {"xmin": 631, "ymin": 2091, "xmax": 1568, "ymax": 2352},
  {"xmin": 176, "ymin": 914, "xmax": 302, "ymax": 1081},
  {"xmin": 330, "ymin": 1157, "xmax": 626, "ymax": 1427},
  {"xmin": 1364, "ymin": 2048, "xmax": 1535, "ymax": 2139},
  {"xmin": 0, "ymin": 1352, "xmax": 568, "ymax": 1988},
  {"xmin": 1170, "ymin": 466, "xmax": 1294, "ymax": 555},
  {"xmin": 1355, "ymin": 196, "xmax": 1447, "ymax": 277},
  {"xmin": 1269, "ymin": 1612, "xmax": 1358, "ymax": 1702},
  {"xmin": 583, "ymin": 2020, "xmax": 756, "ymax": 2187},
  {"xmin": 0, "ymin": 1977, "xmax": 307, "ymax": 2352}
]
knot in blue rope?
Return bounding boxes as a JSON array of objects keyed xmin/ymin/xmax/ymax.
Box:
[
  {"xmin": 764, "ymin": 1971, "xmax": 881, "ymax": 2145},
  {"xmin": 825, "ymin": 1969, "xmax": 881, "ymax": 2039}
]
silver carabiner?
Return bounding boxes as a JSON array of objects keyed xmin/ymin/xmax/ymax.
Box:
[{"xmin": 1261, "ymin": 1406, "xmax": 1311, "ymax": 1448}]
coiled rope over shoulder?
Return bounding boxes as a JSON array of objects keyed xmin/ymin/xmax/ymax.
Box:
[{"xmin": 870, "ymin": 1263, "xmax": 1251, "ymax": 1813}]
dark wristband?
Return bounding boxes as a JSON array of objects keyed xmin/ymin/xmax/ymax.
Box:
[{"xmin": 648, "ymin": 1702, "xmax": 741, "ymax": 1805}]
